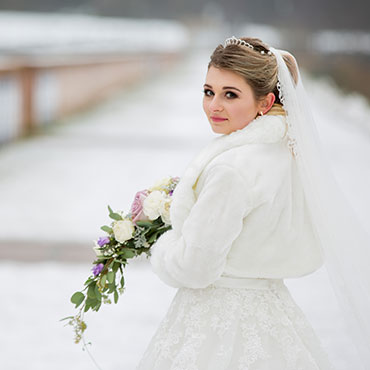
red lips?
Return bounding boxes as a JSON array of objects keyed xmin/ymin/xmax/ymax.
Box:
[{"xmin": 210, "ymin": 116, "xmax": 227, "ymax": 122}]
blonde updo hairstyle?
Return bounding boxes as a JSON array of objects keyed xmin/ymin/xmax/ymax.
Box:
[{"xmin": 208, "ymin": 37, "xmax": 299, "ymax": 106}]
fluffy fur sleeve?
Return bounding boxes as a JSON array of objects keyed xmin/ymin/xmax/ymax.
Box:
[{"xmin": 150, "ymin": 164, "xmax": 252, "ymax": 289}]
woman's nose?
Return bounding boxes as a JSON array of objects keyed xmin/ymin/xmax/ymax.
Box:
[{"xmin": 209, "ymin": 96, "xmax": 223, "ymax": 112}]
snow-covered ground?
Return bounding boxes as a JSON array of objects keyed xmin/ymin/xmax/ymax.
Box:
[
  {"xmin": 1, "ymin": 260, "xmax": 176, "ymax": 370},
  {"xmin": 0, "ymin": 45, "xmax": 369, "ymax": 369}
]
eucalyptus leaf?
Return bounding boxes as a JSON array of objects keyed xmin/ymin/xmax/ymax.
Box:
[
  {"xmin": 114, "ymin": 290, "xmax": 119, "ymax": 304},
  {"xmin": 158, "ymin": 226, "xmax": 171, "ymax": 233},
  {"xmin": 109, "ymin": 212, "xmax": 122, "ymax": 221},
  {"xmin": 101, "ymin": 225, "xmax": 113, "ymax": 233},
  {"xmin": 121, "ymin": 249, "xmax": 136, "ymax": 259},
  {"xmin": 100, "ymin": 274, "xmax": 107, "ymax": 288},
  {"xmin": 87, "ymin": 284, "xmax": 96, "ymax": 299},
  {"xmin": 107, "ymin": 205, "xmax": 122, "ymax": 220},
  {"xmin": 84, "ymin": 301, "xmax": 91, "ymax": 313},
  {"xmin": 85, "ymin": 297, "xmax": 98, "ymax": 312},
  {"xmin": 108, "ymin": 283, "xmax": 116, "ymax": 294},
  {"xmin": 112, "ymin": 261, "xmax": 120, "ymax": 273},
  {"xmin": 148, "ymin": 232, "xmax": 160, "ymax": 243},
  {"xmin": 135, "ymin": 220, "xmax": 152, "ymax": 227},
  {"xmin": 86, "ymin": 297, "xmax": 98, "ymax": 306},
  {"xmin": 94, "ymin": 285, "xmax": 102, "ymax": 301},
  {"xmin": 120, "ymin": 276, "xmax": 125, "ymax": 289},
  {"xmin": 71, "ymin": 292, "xmax": 85, "ymax": 308},
  {"xmin": 84, "ymin": 277, "xmax": 94, "ymax": 286},
  {"xmin": 107, "ymin": 271, "xmax": 115, "ymax": 284},
  {"xmin": 93, "ymin": 301, "xmax": 102, "ymax": 312}
]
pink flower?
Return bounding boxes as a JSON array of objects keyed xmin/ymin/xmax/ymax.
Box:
[{"xmin": 130, "ymin": 189, "xmax": 149, "ymax": 224}]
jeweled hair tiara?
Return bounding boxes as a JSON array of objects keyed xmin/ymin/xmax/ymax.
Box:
[{"xmin": 223, "ymin": 36, "xmax": 272, "ymax": 55}]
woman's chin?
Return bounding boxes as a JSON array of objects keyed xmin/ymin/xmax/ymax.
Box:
[{"xmin": 210, "ymin": 124, "xmax": 229, "ymax": 135}]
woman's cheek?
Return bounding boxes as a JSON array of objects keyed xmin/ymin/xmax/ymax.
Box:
[{"xmin": 202, "ymin": 98, "xmax": 209, "ymax": 115}]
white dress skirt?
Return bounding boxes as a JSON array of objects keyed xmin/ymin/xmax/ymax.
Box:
[{"xmin": 136, "ymin": 276, "xmax": 334, "ymax": 370}]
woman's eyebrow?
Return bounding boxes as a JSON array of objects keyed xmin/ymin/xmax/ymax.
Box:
[
  {"xmin": 203, "ymin": 84, "xmax": 242, "ymax": 93},
  {"xmin": 223, "ymin": 86, "xmax": 242, "ymax": 93}
]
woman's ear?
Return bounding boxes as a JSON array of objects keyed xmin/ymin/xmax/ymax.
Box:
[{"xmin": 259, "ymin": 92, "xmax": 276, "ymax": 115}]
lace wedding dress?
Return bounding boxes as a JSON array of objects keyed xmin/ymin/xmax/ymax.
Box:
[{"xmin": 136, "ymin": 277, "xmax": 333, "ymax": 370}]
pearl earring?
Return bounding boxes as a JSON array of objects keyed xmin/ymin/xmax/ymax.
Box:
[{"xmin": 259, "ymin": 111, "xmax": 264, "ymax": 116}]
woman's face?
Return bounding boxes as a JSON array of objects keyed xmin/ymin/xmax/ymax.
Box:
[{"xmin": 203, "ymin": 66, "xmax": 262, "ymax": 135}]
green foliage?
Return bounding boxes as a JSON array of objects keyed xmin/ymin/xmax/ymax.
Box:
[
  {"xmin": 65, "ymin": 200, "xmax": 176, "ymax": 346},
  {"xmin": 120, "ymin": 275, "xmax": 125, "ymax": 289},
  {"xmin": 112, "ymin": 261, "xmax": 120, "ymax": 273},
  {"xmin": 87, "ymin": 283, "xmax": 96, "ymax": 299},
  {"xmin": 135, "ymin": 220, "xmax": 152, "ymax": 227},
  {"xmin": 99, "ymin": 274, "xmax": 107, "ymax": 288},
  {"xmin": 101, "ymin": 225, "xmax": 113, "ymax": 233},
  {"xmin": 107, "ymin": 271, "xmax": 115, "ymax": 284},
  {"xmin": 108, "ymin": 205, "xmax": 122, "ymax": 221},
  {"xmin": 120, "ymin": 248, "xmax": 136, "ymax": 259},
  {"xmin": 148, "ymin": 232, "xmax": 160, "ymax": 243},
  {"xmin": 71, "ymin": 292, "xmax": 85, "ymax": 308},
  {"xmin": 94, "ymin": 284, "xmax": 101, "ymax": 301}
]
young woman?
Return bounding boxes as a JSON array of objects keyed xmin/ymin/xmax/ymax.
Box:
[{"xmin": 136, "ymin": 37, "xmax": 370, "ymax": 370}]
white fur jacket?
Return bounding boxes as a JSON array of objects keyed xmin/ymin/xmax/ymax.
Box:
[{"xmin": 150, "ymin": 114, "xmax": 324, "ymax": 289}]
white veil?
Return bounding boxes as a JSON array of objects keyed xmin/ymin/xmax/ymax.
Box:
[{"xmin": 269, "ymin": 47, "xmax": 370, "ymax": 367}]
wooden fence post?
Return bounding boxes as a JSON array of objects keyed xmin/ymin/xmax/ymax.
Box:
[{"xmin": 20, "ymin": 66, "xmax": 35, "ymax": 134}]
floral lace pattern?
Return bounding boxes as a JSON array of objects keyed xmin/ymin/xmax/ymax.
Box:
[
  {"xmin": 276, "ymin": 80, "xmax": 298, "ymax": 158},
  {"xmin": 137, "ymin": 282, "xmax": 333, "ymax": 370}
]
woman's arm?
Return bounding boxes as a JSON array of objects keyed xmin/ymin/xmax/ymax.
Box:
[{"xmin": 150, "ymin": 164, "xmax": 252, "ymax": 289}]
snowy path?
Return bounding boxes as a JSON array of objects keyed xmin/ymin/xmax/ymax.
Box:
[
  {"xmin": 0, "ymin": 49, "xmax": 369, "ymax": 370},
  {"xmin": 0, "ymin": 51, "xmax": 213, "ymax": 245}
]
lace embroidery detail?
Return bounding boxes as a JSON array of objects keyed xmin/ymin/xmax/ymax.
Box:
[
  {"xmin": 137, "ymin": 283, "xmax": 333, "ymax": 370},
  {"xmin": 276, "ymin": 80, "xmax": 298, "ymax": 158},
  {"xmin": 287, "ymin": 137, "xmax": 298, "ymax": 157}
]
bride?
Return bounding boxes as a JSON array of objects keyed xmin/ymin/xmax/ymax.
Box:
[{"xmin": 136, "ymin": 36, "xmax": 370, "ymax": 370}]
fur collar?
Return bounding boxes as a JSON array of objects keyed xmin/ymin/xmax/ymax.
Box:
[{"xmin": 170, "ymin": 114, "xmax": 288, "ymax": 232}]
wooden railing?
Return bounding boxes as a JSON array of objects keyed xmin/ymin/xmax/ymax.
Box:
[{"xmin": 0, "ymin": 51, "xmax": 180, "ymax": 144}]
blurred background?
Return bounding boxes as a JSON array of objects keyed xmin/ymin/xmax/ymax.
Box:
[{"xmin": 0, "ymin": 1, "xmax": 369, "ymax": 370}]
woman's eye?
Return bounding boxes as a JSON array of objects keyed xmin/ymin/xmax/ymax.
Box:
[
  {"xmin": 203, "ymin": 89, "xmax": 214, "ymax": 97},
  {"xmin": 225, "ymin": 91, "xmax": 237, "ymax": 99}
]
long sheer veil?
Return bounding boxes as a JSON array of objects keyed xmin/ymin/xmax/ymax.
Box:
[{"xmin": 269, "ymin": 47, "xmax": 370, "ymax": 367}]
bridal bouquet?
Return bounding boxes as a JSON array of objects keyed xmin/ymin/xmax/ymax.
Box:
[{"xmin": 63, "ymin": 176, "xmax": 180, "ymax": 344}]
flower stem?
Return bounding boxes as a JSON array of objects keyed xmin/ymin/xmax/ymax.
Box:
[{"xmin": 81, "ymin": 333, "xmax": 104, "ymax": 370}]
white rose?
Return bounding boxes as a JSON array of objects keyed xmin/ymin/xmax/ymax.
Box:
[
  {"xmin": 113, "ymin": 219, "xmax": 135, "ymax": 243},
  {"xmin": 159, "ymin": 198, "xmax": 172, "ymax": 225},
  {"xmin": 143, "ymin": 190, "xmax": 166, "ymax": 220},
  {"xmin": 149, "ymin": 176, "xmax": 172, "ymax": 191}
]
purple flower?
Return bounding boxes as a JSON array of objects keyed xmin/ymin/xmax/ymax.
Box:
[
  {"xmin": 169, "ymin": 190, "xmax": 174, "ymax": 196},
  {"xmin": 97, "ymin": 236, "xmax": 110, "ymax": 247},
  {"xmin": 92, "ymin": 263, "xmax": 104, "ymax": 276}
]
